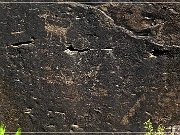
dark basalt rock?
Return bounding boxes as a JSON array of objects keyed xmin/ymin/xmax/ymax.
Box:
[{"xmin": 0, "ymin": 2, "xmax": 180, "ymax": 133}]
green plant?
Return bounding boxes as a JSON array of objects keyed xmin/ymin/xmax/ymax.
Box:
[
  {"xmin": 0, "ymin": 123, "xmax": 5, "ymax": 135},
  {"xmin": 144, "ymin": 119, "xmax": 154, "ymax": 135},
  {"xmin": 0, "ymin": 123, "xmax": 21, "ymax": 135},
  {"xmin": 156, "ymin": 124, "xmax": 165, "ymax": 135},
  {"xmin": 14, "ymin": 128, "xmax": 21, "ymax": 135},
  {"xmin": 144, "ymin": 119, "xmax": 174, "ymax": 135}
]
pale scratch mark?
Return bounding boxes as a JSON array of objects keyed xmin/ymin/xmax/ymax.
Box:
[
  {"xmin": 59, "ymin": 70, "xmax": 76, "ymax": 86},
  {"xmin": 64, "ymin": 49, "xmax": 78, "ymax": 56},
  {"xmin": 39, "ymin": 12, "xmax": 70, "ymax": 41},
  {"xmin": 121, "ymin": 94, "xmax": 146, "ymax": 125},
  {"xmin": 11, "ymin": 31, "xmax": 24, "ymax": 35},
  {"xmin": 45, "ymin": 23, "xmax": 69, "ymax": 41}
]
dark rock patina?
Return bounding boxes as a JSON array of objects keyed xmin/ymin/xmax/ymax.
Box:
[{"xmin": 0, "ymin": 1, "xmax": 180, "ymax": 133}]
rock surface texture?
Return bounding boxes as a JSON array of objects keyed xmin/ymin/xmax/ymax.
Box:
[{"xmin": 0, "ymin": 1, "xmax": 180, "ymax": 133}]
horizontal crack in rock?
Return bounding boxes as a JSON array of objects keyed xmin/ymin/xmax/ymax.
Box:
[{"xmin": 8, "ymin": 37, "xmax": 36, "ymax": 48}]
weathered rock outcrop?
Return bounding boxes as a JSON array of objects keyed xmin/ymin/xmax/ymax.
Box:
[{"xmin": 0, "ymin": 1, "xmax": 180, "ymax": 133}]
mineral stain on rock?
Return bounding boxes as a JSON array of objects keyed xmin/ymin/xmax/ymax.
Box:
[{"xmin": 0, "ymin": 1, "xmax": 180, "ymax": 133}]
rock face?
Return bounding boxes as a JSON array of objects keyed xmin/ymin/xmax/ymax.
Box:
[
  {"xmin": 172, "ymin": 125, "xmax": 180, "ymax": 135},
  {"xmin": 0, "ymin": 1, "xmax": 180, "ymax": 133}
]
